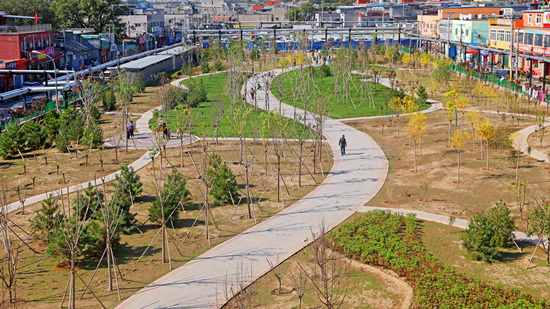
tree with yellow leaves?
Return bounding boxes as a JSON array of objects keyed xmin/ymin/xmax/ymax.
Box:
[
  {"xmin": 474, "ymin": 82, "xmax": 485, "ymax": 109},
  {"xmin": 451, "ymin": 130, "xmax": 470, "ymax": 184},
  {"xmin": 445, "ymin": 101, "xmax": 457, "ymax": 147},
  {"xmin": 407, "ymin": 112, "xmax": 427, "ymax": 172},
  {"xmin": 390, "ymin": 96, "xmax": 406, "ymax": 138},
  {"xmin": 477, "ymin": 118, "xmax": 495, "ymax": 170},
  {"xmin": 445, "ymin": 90, "xmax": 468, "ymax": 131},
  {"xmin": 483, "ymin": 86, "xmax": 497, "ymax": 115},
  {"xmin": 419, "ymin": 52, "xmax": 431, "ymax": 74},
  {"xmin": 465, "ymin": 110, "xmax": 479, "ymax": 152},
  {"xmin": 401, "ymin": 53, "xmax": 411, "ymax": 67}
]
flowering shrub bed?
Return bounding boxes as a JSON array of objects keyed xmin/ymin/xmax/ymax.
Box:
[{"xmin": 331, "ymin": 211, "xmax": 549, "ymax": 308}]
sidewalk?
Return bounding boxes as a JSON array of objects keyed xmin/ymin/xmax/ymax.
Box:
[{"xmin": 116, "ymin": 69, "xmax": 389, "ymax": 309}]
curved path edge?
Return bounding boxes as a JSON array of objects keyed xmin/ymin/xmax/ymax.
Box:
[
  {"xmin": 358, "ymin": 206, "xmax": 538, "ymax": 244},
  {"xmin": 116, "ymin": 68, "xmax": 389, "ymax": 309}
]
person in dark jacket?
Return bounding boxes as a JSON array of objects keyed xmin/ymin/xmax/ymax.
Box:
[{"xmin": 338, "ymin": 135, "xmax": 347, "ymax": 155}]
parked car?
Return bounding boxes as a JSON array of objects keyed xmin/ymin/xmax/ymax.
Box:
[{"xmin": 490, "ymin": 69, "xmax": 509, "ymax": 79}]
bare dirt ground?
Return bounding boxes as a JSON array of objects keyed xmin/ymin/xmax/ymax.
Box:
[
  {"xmin": 224, "ymin": 246, "xmax": 412, "ymax": 309},
  {"xmin": 421, "ymin": 220, "xmax": 550, "ymax": 299},
  {"xmin": 7, "ymin": 139, "xmax": 333, "ymax": 308},
  {"xmin": 345, "ymin": 110, "xmax": 550, "ymax": 298},
  {"xmin": 0, "ymin": 146, "xmax": 145, "ymax": 205}
]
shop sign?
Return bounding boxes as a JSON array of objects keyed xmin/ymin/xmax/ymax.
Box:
[
  {"xmin": 5, "ymin": 62, "xmax": 16, "ymax": 70},
  {"xmin": 533, "ymin": 46, "xmax": 546, "ymax": 54},
  {"xmin": 519, "ymin": 45, "xmax": 532, "ymax": 52},
  {"xmin": 543, "ymin": 12, "xmax": 550, "ymax": 28}
]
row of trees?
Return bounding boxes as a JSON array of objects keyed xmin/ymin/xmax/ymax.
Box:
[
  {"xmin": 0, "ymin": 106, "xmax": 103, "ymax": 160},
  {"xmin": 0, "ymin": 0, "xmax": 127, "ymax": 39}
]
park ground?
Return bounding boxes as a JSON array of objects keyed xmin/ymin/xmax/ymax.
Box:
[{"xmin": 1, "ymin": 47, "xmax": 550, "ymax": 308}]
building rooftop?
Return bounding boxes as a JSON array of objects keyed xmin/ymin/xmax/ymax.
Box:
[{"xmin": 119, "ymin": 54, "xmax": 172, "ymax": 70}]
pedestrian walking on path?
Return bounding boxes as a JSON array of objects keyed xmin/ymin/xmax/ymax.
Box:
[
  {"xmin": 127, "ymin": 121, "xmax": 135, "ymax": 139},
  {"xmin": 162, "ymin": 123, "xmax": 170, "ymax": 139},
  {"xmin": 250, "ymin": 87, "xmax": 255, "ymax": 100},
  {"xmin": 339, "ymin": 134, "xmax": 347, "ymax": 155}
]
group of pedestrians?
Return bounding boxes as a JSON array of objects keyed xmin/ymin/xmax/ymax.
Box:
[
  {"xmin": 523, "ymin": 84, "xmax": 549, "ymax": 104},
  {"xmin": 157, "ymin": 115, "xmax": 170, "ymax": 139}
]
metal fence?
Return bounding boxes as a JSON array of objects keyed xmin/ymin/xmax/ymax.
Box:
[
  {"xmin": 399, "ymin": 47, "xmax": 550, "ymax": 104},
  {"xmin": 0, "ymin": 82, "xmax": 112, "ymax": 131},
  {"xmin": 0, "ymin": 92, "xmax": 81, "ymax": 131}
]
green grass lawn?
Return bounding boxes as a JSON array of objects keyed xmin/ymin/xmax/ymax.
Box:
[
  {"xmin": 151, "ymin": 72, "xmax": 315, "ymax": 138},
  {"xmin": 271, "ymin": 67, "xmax": 430, "ymax": 119}
]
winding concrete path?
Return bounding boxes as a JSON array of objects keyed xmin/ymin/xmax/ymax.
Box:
[
  {"xmin": 357, "ymin": 206, "xmax": 538, "ymax": 244},
  {"xmin": 116, "ymin": 69, "xmax": 389, "ymax": 308}
]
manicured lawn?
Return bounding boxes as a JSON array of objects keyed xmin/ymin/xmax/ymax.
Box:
[
  {"xmin": 151, "ymin": 72, "xmax": 315, "ymax": 138},
  {"xmin": 271, "ymin": 67, "xmax": 430, "ymax": 119}
]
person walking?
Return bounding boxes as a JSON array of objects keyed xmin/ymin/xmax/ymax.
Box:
[
  {"xmin": 338, "ymin": 135, "xmax": 347, "ymax": 155},
  {"xmin": 250, "ymin": 87, "xmax": 255, "ymax": 100},
  {"xmin": 126, "ymin": 121, "xmax": 132, "ymax": 140},
  {"xmin": 162, "ymin": 123, "xmax": 170, "ymax": 139},
  {"xmin": 157, "ymin": 115, "xmax": 164, "ymax": 132},
  {"xmin": 129, "ymin": 120, "xmax": 135, "ymax": 138}
]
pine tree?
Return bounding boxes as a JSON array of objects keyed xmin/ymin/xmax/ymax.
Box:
[{"xmin": 207, "ymin": 153, "xmax": 239, "ymax": 205}]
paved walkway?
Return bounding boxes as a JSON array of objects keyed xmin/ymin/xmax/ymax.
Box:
[
  {"xmin": 117, "ymin": 69, "xmax": 389, "ymax": 309},
  {"xmin": 3, "ymin": 153, "xmax": 152, "ymax": 213},
  {"xmin": 460, "ymin": 109, "xmax": 550, "ymax": 163},
  {"xmin": 357, "ymin": 206, "xmax": 538, "ymax": 244}
]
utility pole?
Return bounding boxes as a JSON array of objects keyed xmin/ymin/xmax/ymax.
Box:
[
  {"xmin": 509, "ymin": 17, "xmax": 514, "ymax": 80},
  {"xmin": 447, "ymin": 12, "xmax": 451, "ymax": 58},
  {"xmin": 515, "ymin": 28, "xmax": 519, "ymax": 80},
  {"xmin": 321, "ymin": 0, "xmax": 324, "ymax": 28}
]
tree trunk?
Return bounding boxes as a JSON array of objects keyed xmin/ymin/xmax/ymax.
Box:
[
  {"xmin": 516, "ymin": 152, "xmax": 520, "ymax": 181},
  {"xmin": 448, "ymin": 120, "xmax": 452, "ymax": 147},
  {"xmin": 396, "ymin": 115, "xmax": 400, "ymax": 138},
  {"xmin": 107, "ymin": 239, "xmax": 113, "ymax": 291},
  {"xmin": 70, "ymin": 252, "xmax": 76, "ymax": 309},
  {"xmin": 277, "ymin": 155, "xmax": 281, "ymax": 202},
  {"xmin": 457, "ymin": 150, "xmax": 461, "ymax": 184},
  {"xmin": 414, "ymin": 141, "xmax": 417, "ymax": 172},
  {"xmin": 180, "ymin": 136, "xmax": 184, "ymax": 167},
  {"xmin": 480, "ymin": 137, "xmax": 484, "ymax": 160},
  {"xmin": 245, "ymin": 165, "xmax": 252, "ymax": 219},
  {"xmin": 298, "ymin": 141, "xmax": 303, "ymax": 187},
  {"xmin": 205, "ymin": 184, "xmax": 210, "ymax": 242},
  {"xmin": 471, "ymin": 124, "xmax": 475, "ymax": 152},
  {"xmin": 487, "ymin": 140, "xmax": 489, "ymax": 170}
]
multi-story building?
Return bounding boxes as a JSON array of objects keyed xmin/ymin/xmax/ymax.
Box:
[
  {"xmin": 488, "ymin": 18, "xmax": 513, "ymax": 67},
  {"xmin": 120, "ymin": 4, "xmax": 166, "ymax": 50},
  {"xmin": 0, "ymin": 13, "xmax": 58, "ymax": 91},
  {"xmin": 515, "ymin": 10, "xmax": 550, "ymax": 77}
]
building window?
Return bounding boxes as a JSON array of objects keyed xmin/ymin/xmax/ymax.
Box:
[
  {"xmin": 490, "ymin": 29, "xmax": 496, "ymax": 40},
  {"xmin": 535, "ymin": 33, "xmax": 543, "ymax": 46},
  {"xmin": 517, "ymin": 32, "xmax": 523, "ymax": 44},
  {"xmin": 528, "ymin": 14, "xmax": 532, "ymax": 24},
  {"xmin": 545, "ymin": 35, "xmax": 550, "ymax": 47},
  {"xmin": 455, "ymin": 28, "xmax": 458, "ymax": 35},
  {"xmin": 465, "ymin": 29, "xmax": 469, "ymax": 36},
  {"xmin": 505, "ymin": 30, "xmax": 511, "ymax": 42},
  {"xmin": 524, "ymin": 32, "xmax": 533, "ymax": 45},
  {"xmin": 497, "ymin": 29, "xmax": 505, "ymax": 41},
  {"xmin": 536, "ymin": 14, "xmax": 541, "ymax": 24}
]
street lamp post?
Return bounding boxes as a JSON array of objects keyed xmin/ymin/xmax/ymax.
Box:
[{"xmin": 32, "ymin": 50, "xmax": 59, "ymax": 112}]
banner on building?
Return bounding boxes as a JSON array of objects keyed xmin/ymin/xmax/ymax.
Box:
[{"xmin": 544, "ymin": 12, "xmax": 550, "ymax": 28}]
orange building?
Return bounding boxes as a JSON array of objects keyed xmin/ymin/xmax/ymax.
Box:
[{"xmin": 516, "ymin": 10, "xmax": 550, "ymax": 77}]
